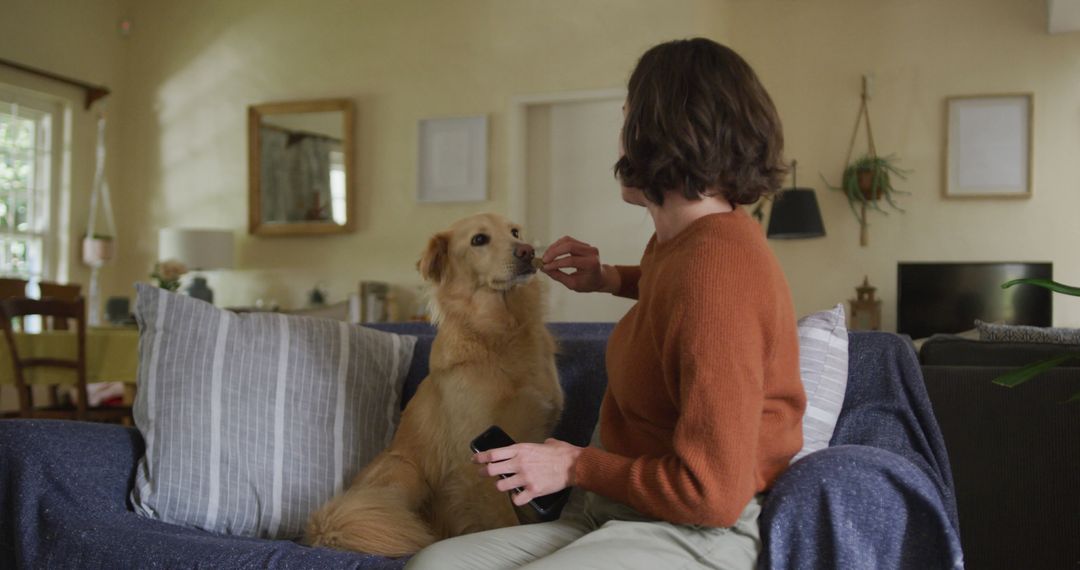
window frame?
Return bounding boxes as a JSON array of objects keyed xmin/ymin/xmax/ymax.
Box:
[{"xmin": 0, "ymin": 84, "xmax": 66, "ymax": 286}]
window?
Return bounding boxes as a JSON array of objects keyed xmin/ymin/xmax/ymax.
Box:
[
  {"xmin": 0, "ymin": 96, "xmax": 53, "ymax": 281},
  {"xmin": 329, "ymin": 149, "xmax": 346, "ymax": 225}
]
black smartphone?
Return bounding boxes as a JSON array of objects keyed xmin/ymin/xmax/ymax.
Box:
[{"xmin": 470, "ymin": 425, "xmax": 571, "ymax": 520}]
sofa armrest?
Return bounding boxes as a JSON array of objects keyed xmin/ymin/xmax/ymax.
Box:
[
  {"xmin": 2, "ymin": 419, "xmax": 402, "ymax": 569},
  {"xmin": 921, "ymin": 366, "xmax": 1080, "ymax": 570},
  {"xmin": 759, "ymin": 445, "xmax": 963, "ymax": 570},
  {"xmin": 0, "ymin": 419, "xmax": 141, "ymax": 511},
  {"xmin": 1, "ymin": 420, "xmax": 143, "ymax": 566}
]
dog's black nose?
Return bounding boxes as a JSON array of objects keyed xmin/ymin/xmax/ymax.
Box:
[{"xmin": 514, "ymin": 243, "xmax": 535, "ymax": 262}]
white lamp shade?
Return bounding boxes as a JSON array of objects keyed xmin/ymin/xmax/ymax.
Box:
[{"xmin": 158, "ymin": 228, "xmax": 235, "ymax": 270}]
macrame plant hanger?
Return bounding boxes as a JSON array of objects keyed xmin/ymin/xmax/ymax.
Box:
[
  {"xmin": 82, "ymin": 106, "xmax": 118, "ymax": 326},
  {"xmin": 844, "ymin": 76, "xmax": 878, "ymax": 247}
]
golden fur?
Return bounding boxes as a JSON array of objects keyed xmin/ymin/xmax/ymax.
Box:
[{"xmin": 304, "ymin": 213, "xmax": 563, "ymax": 556}]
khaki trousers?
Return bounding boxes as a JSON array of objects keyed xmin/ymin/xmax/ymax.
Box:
[{"xmin": 404, "ymin": 488, "xmax": 762, "ymax": 570}]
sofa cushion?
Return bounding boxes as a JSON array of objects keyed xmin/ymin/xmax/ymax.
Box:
[
  {"xmin": 366, "ymin": 321, "xmax": 613, "ymax": 450},
  {"xmin": 975, "ymin": 319, "xmax": 1080, "ymax": 345},
  {"xmin": 791, "ymin": 304, "xmax": 849, "ymax": 464},
  {"xmin": 919, "ymin": 334, "xmax": 1080, "ymax": 367},
  {"xmin": 129, "ymin": 284, "xmax": 416, "ymax": 539}
]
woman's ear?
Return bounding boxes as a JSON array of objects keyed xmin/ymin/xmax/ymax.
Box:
[{"xmin": 417, "ymin": 232, "xmax": 450, "ymax": 282}]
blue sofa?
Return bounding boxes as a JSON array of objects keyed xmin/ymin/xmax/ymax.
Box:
[{"xmin": 0, "ymin": 324, "xmax": 963, "ymax": 569}]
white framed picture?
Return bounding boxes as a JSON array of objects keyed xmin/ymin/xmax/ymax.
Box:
[
  {"xmin": 944, "ymin": 94, "xmax": 1033, "ymax": 199},
  {"xmin": 417, "ymin": 115, "xmax": 488, "ymax": 203}
]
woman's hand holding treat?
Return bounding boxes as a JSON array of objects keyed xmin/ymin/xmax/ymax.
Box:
[{"xmin": 538, "ymin": 236, "xmax": 620, "ymax": 294}]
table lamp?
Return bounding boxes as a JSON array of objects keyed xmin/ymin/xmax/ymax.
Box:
[
  {"xmin": 766, "ymin": 160, "xmax": 826, "ymax": 239},
  {"xmin": 158, "ymin": 228, "xmax": 235, "ymax": 304}
]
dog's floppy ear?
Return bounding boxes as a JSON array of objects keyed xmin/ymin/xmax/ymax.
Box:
[{"xmin": 417, "ymin": 232, "xmax": 450, "ymax": 282}]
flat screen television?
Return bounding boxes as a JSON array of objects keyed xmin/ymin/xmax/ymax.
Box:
[{"xmin": 897, "ymin": 262, "xmax": 1052, "ymax": 339}]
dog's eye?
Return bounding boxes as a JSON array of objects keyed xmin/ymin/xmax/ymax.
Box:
[
  {"xmin": 511, "ymin": 229, "xmax": 520, "ymax": 239},
  {"xmin": 471, "ymin": 234, "xmax": 490, "ymax": 247}
]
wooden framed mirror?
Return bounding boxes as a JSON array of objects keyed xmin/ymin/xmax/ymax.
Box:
[{"xmin": 248, "ymin": 99, "xmax": 355, "ymax": 235}]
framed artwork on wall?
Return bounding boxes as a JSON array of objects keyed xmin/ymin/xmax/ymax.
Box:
[
  {"xmin": 944, "ymin": 93, "xmax": 1033, "ymax": 199},
  {"xmin": 417, "ymin": 115, "xmax": 488, "ymax": 203}
]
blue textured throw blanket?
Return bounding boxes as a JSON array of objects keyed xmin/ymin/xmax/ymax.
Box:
[
  {"xmin": 0, "ymin": 327, "xmax": 962, "ymax": 569},
  {"xmin": 760, "ymin": 331, "xmax": 963, "ymax": 569}
]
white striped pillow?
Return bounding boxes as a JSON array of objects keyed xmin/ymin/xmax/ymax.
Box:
[
  {"xmin": 791, "ymin": 304, "xmax": 849, "ymax": 464},
  {"xmin": 129, "ymin": 284, "xmax": 416, "ymax": 539}
]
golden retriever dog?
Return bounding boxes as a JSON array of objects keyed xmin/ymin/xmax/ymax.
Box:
[{"xmin": 304, "ymin": 213, "xmax": 563, "ymax": 556}]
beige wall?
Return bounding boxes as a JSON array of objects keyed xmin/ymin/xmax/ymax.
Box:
[
  {"xmin": 731, "ymin": 0, "xmax": 1080, "ymax": 329},
  {"xmin": 0, "ymin": 0, "xmax": 130, "ymax": 296},
  {"xmin": 0, "ymin": 0, "xmax": 130, "ymax": 411},
  {"xmin": 109, "ymin": 0, "xmax": 729, "ymax": 312},
  {"xmin": 6, "ymin": 0, "xmax": 1079, "ymax": 330}
]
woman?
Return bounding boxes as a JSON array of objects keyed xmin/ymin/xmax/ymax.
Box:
[{"xmin": 406, "ymin": 37, "xmax": 806, "ymax": 569}]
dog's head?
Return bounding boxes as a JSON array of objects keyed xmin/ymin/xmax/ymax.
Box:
[{"xmin": 417, "ymin": 213, "xmax": 538, "ymax": 291}]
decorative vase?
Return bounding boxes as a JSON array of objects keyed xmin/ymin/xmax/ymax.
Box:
[
  {"xmin": 105, "ymin": 297, "xmax": 131, "ymax": 324},
  {"xmin": 82, "ymin": 237, "xmax": 115, "ymax": 266},
  {"xmin": 186, "ymin": 276, "xmax": 213, "ymax": 304},
  {"xmin": 856, "ymin": 168, "xmax": 885, "ymax": 200}
]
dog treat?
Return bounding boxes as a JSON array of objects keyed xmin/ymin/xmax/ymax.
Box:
[{"xmin": 531, "ymin": 257, "xmax": 545, "ymax": 270}]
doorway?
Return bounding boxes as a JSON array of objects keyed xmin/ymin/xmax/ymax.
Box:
[{"xmin": 516, "ymin": 92, "xmax": 653, "ymax": 322}]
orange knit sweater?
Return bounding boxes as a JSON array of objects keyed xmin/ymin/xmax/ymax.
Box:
[{"xmin": 573, "ymin": 206, "xmax": 806, "ymax": 528}]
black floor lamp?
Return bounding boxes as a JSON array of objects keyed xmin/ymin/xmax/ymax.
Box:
[{"xmin": 766, "ymin": 160, "xmax": 826, "ymax": 239}]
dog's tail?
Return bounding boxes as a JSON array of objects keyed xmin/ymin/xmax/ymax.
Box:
[{"xmin": 304, "ymin": 453, "xmax": 436, "ymax": 557}]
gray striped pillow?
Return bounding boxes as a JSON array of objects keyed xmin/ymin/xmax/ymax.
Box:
[
  {"xmin": 791, "ymin": 304, "xmax": 849, "ymax": 464},
  {"xmin": 129, "ymin": 284, "xmax": 416, "ymax": 539}
]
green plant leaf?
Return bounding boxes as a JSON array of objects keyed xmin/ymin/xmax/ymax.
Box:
[
  {"xmin": 882, "ymin": 191, "xmax": 905, "ymax": 212},
  {"xmin": 992, "ymin": 352, "xmax": 1080, "ymax": 388},
  {"xmin": 821, "ymin": 173, "xmax": 867, "ymax": 225},
  {"xmin": 846, "ymin": 196, "xmax": 863, "ymax": 223},
  {"xmin": 1001, "ymin": 278, "xmax": 1080, "ymax": 297},
  {"xmin": 1064, "ymin": 389, "xmax": 1080, "ymax": 404}
]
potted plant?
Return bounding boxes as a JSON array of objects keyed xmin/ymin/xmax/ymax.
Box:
[
  {"xmin": 824, "ymin": 153, "xmax": 909, "ymax": 246},
  {"xmin": 994, "ymin": 278, "xmax": 1080, "ymax": 403},
  {"xmin": 82, "ymin": 233, "xmax": 115, "ymax": 266},
  {"xmin": 150, "ymin": 260, "xmax": 188, "ymax": 292}
]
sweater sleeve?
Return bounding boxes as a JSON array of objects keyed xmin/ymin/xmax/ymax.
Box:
[
  {"xmin": 612, "ymin": 265, "xmax": 641, "ymax": 300},
  {"xmin": 574, "ymin": 263, "xmax": 769, "ymax": 527}
]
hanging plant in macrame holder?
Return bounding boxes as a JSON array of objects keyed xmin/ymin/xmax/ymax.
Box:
[
  {"xmin": 823, "ymin": 76, "xmax": 910, "ymax": 247},
  {"xmin": 82, "ymin": 112, "xmax": 118, "ymax": 326}
]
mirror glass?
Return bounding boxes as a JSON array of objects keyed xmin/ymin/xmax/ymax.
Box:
[{"xmin": 248, "ymin": 99, "xmax": 354, "ymax": 235}]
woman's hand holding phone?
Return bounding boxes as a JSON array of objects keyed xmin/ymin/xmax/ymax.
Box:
[{"xmin": 473, "ymin": 436, "xmax": 584, "ymax": 509}]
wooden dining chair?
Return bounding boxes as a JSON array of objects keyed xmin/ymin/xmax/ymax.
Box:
[
  {"xmin": 38, "ymin": 282, "xmax": 82, "ymax": 330},
  {"xmin": 36, "ymin": 281, "xmax": 84, "ymax": 405},
  {"xmin": 0, "ymin": 278, "xmax": 30, "ymax": 414},
  {"xmin": 0, "ymin": 296, "xmax": 131, "ymax": 423},
  {"xmin": 0, "ymin": 278, "xmax": 28, "ymax": 300},
  {"xmin": 0, "ymin": 278, "xmax": 29, "ymax": 330}
]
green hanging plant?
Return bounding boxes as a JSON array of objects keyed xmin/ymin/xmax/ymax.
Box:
[
  {"xmin": 822, "ymin": 76, "xmax": 912, "ymax": 247},
  {"xmin": 992, "ymin": 278, "xmax": 1080, "ymax": 403},
  {"xmin": 823, "ymin": 154, "xmax": 910, "ymax": 242}
]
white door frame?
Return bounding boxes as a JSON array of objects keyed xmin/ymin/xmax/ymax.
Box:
[{"xmin": 505, "ymin": 88, "xmax": 626, "ymax": 225}]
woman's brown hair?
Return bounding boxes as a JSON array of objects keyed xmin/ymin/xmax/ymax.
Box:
[{"xmin": 615, "ymin": 38, "xmax": 787, "ymax": 206}]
